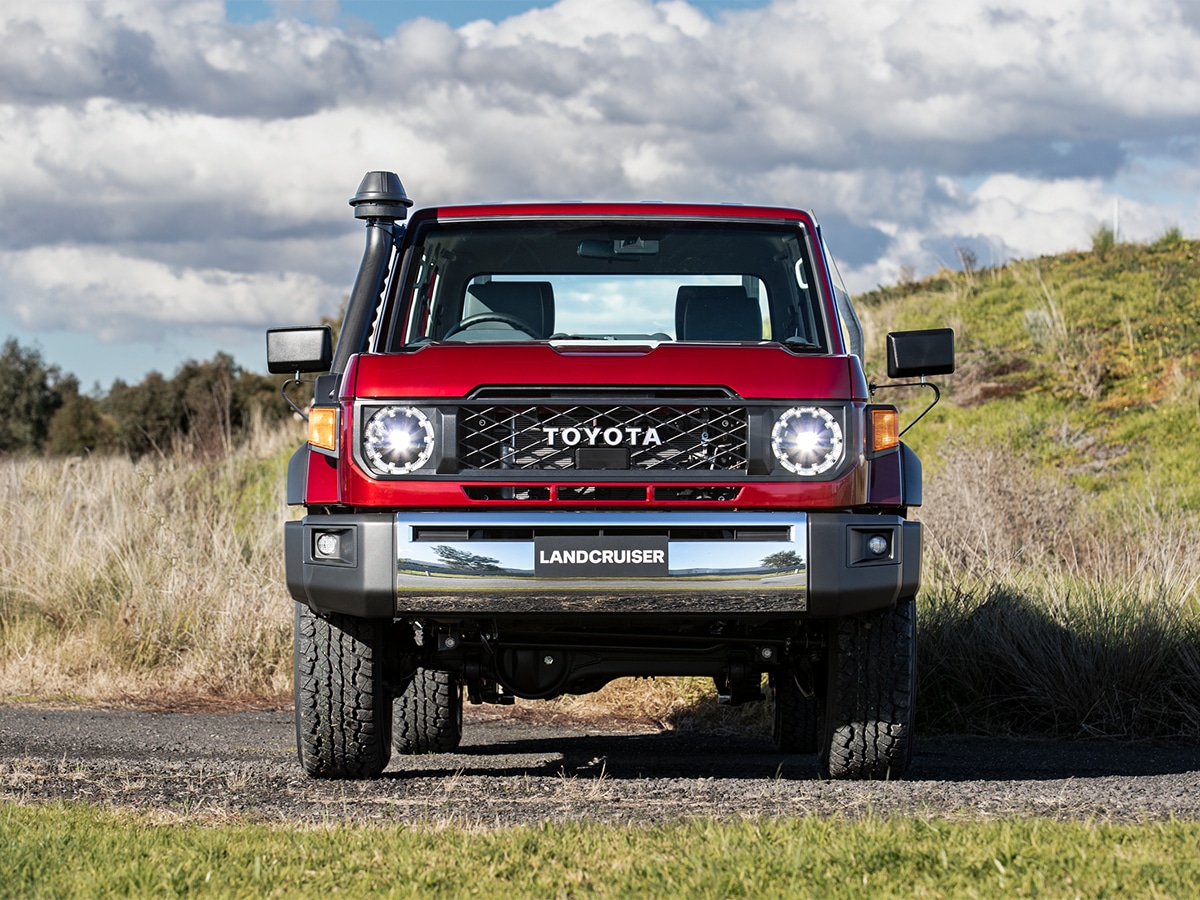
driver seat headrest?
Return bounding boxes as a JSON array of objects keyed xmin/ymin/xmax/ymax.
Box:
[{"xmin": 463, "ymin": 281, "xmax": 555, "ymax": 338}]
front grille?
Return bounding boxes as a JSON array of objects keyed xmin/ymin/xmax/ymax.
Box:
[
  {"xmin": 460, "ymin": 485, "xmax": 742, "ymax": 502},
  {"xmin": 458, "ymin": 404, "xmax": 749, "ymax": 472},
  {"xmin": 655, "ymin": 486, "xmax": 741, "ymax": 502},
  {"xmin": 558, "ymin": 485, "xmax": 648, "ymax": 501},
  {"xmin": 412, "ymin": 525, "xmax": 789, "ymax": 541},
  {"xmin": 462, "ymin": 485, "xmax": 552, "ymax": 501}
]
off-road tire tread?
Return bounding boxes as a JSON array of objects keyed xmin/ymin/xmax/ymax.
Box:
[
  {"xmin": 294, "ymin": 602, "xmax": 392, "ymax": 779},
  {"xmin": 771, "ymin": 671, "xmax": 820, "ymax": 754},
  {"xmin": 393, "ymin": 668, "xmax": 464, "ymax": 754},
  {"xmin": 819, "ymin": 598, "xmax": 915, "ymax": 780}
]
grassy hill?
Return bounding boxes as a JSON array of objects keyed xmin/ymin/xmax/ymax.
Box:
[
  {"xmin": 856, "ymin": 232, "xmax": 1200, "ymax": 510},
  {"xmin": 852, "ymin": 235, "xmax": 1200, "ymax": 738}
]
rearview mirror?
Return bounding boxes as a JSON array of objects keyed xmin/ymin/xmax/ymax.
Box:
[
  {"xmin": 266, "ymin": 326, "xmax": 333, "ymax": 374},
  {"xmin": 577, "ymin": 238, "xmax": 660, "ymax": 260},
  {"xmin": 886, "ymin": 328, "xmax": 955, "ymax": 379}
]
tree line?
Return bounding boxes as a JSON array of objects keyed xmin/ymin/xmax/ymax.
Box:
[{"xmin": 0, "ymin": 338, "xmax": 293, "ymax": 458}]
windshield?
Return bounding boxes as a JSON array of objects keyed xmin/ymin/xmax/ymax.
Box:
[{"xmin": 386, "ymin": 219, "xmax": 827, "ymax": 350}]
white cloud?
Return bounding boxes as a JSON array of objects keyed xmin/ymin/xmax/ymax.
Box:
[
  {"xmin": 459, "ymin": 0, "xmax": 706, "ymax": 48},
  {"xmin": 2, "ymin": 0, "xmax": 1200, "ymax": 382},
  {"xmin": 0, "ymin": 244, "xmax": 335, "ymax": 341},
  {"xmin": 936, "ymin": 175, "xmax": 1108, "ymax": 257}
]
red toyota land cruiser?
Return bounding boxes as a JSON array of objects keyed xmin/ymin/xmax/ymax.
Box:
[{"xmin": 267, "ymin": 171, "xmax": 954, "ymax": 781}]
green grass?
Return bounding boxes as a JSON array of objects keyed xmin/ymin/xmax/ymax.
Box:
[
  {"xmin": 4, "ymin": 802, "xmax": 1200, "ymax": 898},
  {"xmin": 860, "ymin": 237, "xmax": 1200, "ymax": 448}
]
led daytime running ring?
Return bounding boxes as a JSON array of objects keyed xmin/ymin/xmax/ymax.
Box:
[
  {"xmin": 771, "ymin": 406, "xmax": 844, "ymax": 476},
  {"xmin": 362, "ymin": 406, "xmax": 435, "ymax": 475}
]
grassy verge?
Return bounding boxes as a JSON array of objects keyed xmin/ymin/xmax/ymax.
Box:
[
  {"xmin": 4, "ymin": 802, "xmax": 1200, "ymax": 898},
  {"xmin": 0, "ymin": 421, "xmax": 301, "ymax": 704},
  {"xmin": 911, "ymin": 436, "xmax": 1200, "ymax": 739},
  {"xmin": 2, "ymin": 417, "xmax": 1200, "ymax": 740}
]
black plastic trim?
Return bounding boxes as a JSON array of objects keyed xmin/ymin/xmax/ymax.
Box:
[
  {"xmin": 805, "ymin": 513, "xmax": 916, "ymax": 617},
  {"xmin": 900, "ymin": 443, "xmax": 922, "ymax": 508},
  {"xmin": 900, "ymin": 520, "xmax": 921, "ymax": 599},
  {"xmin": 286, "ymin": 445, "xmax": 308, "ymax": 506},
  {"xmin": 285, "ymin": 515, "xmax": 395, "ymax": 618}
]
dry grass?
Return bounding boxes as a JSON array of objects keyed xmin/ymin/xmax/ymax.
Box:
[
  {"xmin": 546, "ymin": 675, "xmax": 769, "ymax": 733},
  {"xmin": 915, "ymin": 440, "xmax": 1200, "ymax": 737},
  {"xmin": 3, "ymin": 423, "xmax": 1199, "ymax": 740},
  {"xmin": 0, "ymin": 420, "xmax": 300, "ymax": 704},
  {"xmin": 919, "ymin": 577, "xmax": 1200, "ymax": 737}
]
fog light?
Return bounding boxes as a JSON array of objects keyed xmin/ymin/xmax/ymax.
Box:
[
  {"xmin": 315, "ymin": 532, "xmax": 341, "ymax": 559},
  {"xmin": 867, "ymin": 534, "xmax": 889, "ymax": 557}
]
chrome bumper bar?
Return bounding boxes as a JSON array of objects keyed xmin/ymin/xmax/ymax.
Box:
[{"xmin": 393, "ymin": 511, "xmax": 807, "ymax": 613}]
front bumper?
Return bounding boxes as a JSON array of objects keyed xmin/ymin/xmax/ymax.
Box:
[{"xmin": 286, "ymin": 510, "xmax": 919, "ymax": 620}]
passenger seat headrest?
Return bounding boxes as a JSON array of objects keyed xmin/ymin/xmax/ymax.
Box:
[{"xmin": 675, "ymin": 286, "xmax": 762, "ymax": 342}]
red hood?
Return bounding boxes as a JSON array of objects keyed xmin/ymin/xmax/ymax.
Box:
[{"xmin": 346, "ymin": 344, "xmax": 868, "ymax": 401}]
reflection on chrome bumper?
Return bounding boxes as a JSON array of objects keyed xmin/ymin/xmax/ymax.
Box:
[{"xmin": 395, "ymin": 511, "xmax": 807, "ymax": 613}]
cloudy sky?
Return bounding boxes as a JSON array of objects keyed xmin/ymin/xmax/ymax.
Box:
[{"xmin": 3, "ymin": 0, "xmax": 1200, "ymax": 388}]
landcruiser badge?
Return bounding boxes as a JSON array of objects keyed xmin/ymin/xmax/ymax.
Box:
[{"xmin": 535, "ymin": 536, "xmax": 669, "ymax": 577}]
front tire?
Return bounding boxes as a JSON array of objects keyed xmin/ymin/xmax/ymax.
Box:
[
  {"xmin": 392, "ymin": 668, "xmax": 464, "ymax": 754},
  {"xmin": 818, "ymin": 598, "xmax": 916, "ymax": 780},
  {"xmin": 294, "ymin": 602, "xmax": 393, "ymax": 779}
]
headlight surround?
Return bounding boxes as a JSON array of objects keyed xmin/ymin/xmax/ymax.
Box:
[
  {"xmin": 361, "ymin": 406, "xmax": 435, "ymax": 475},
  {"xmin": 771, "ymin": 406, "xmax": 844, "ymax": 476}
]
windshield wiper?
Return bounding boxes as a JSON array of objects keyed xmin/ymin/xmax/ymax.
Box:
[{"xmin": 781, "ymin": 336, "xmax": 822, "ymax": 351}]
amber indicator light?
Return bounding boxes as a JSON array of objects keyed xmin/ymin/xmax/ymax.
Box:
[
  {"xmin": 869, "ymin": 406, "xmax": 899, "ymax": 453},
  {"xmin": 308, "ymin": 408, "xmax": 338, "ymax": 452}
]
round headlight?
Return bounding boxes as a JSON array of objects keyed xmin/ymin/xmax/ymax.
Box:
[
  {"xmin": 362, "ymin": 407, "xmax": 434, "ymax": 475},
  {"xmin": 771, "ymin": 407, "xmax": 844, "ymax": 476}
]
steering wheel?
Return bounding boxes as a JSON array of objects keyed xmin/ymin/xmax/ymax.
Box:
[{"xmin": 443, "ymin": 313, "xmax": 540, "ymax": 339}]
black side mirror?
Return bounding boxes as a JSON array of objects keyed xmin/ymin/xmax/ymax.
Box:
[
  {"xmin": 266, "ymin": 326, "xmax": 333, "ymax": 375},
  {"xmin": 886, "ymin": 328, "xmax": 955, "ymax": 379}
]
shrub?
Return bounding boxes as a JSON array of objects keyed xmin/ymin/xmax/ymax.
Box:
[
  {"xmin": 1090, "ymin": 223, "xmax": 1116, "ymax": 259},
  {"xmin": 1152, "ymin": 225, "xmax": 1185, "ymax": 250}
]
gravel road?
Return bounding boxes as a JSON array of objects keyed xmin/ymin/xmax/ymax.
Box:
[{"xmin": 2, "ymin": 706, "xmax": 1198, "ymax": 825}]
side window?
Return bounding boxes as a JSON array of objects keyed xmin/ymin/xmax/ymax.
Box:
[
  {"xmin": 834, "ymin": 286, "xmax": 864, "ymax": 360},
  {"xmin": 821, "ymin": 235, "xmax": 863, "ymax": 359}
]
